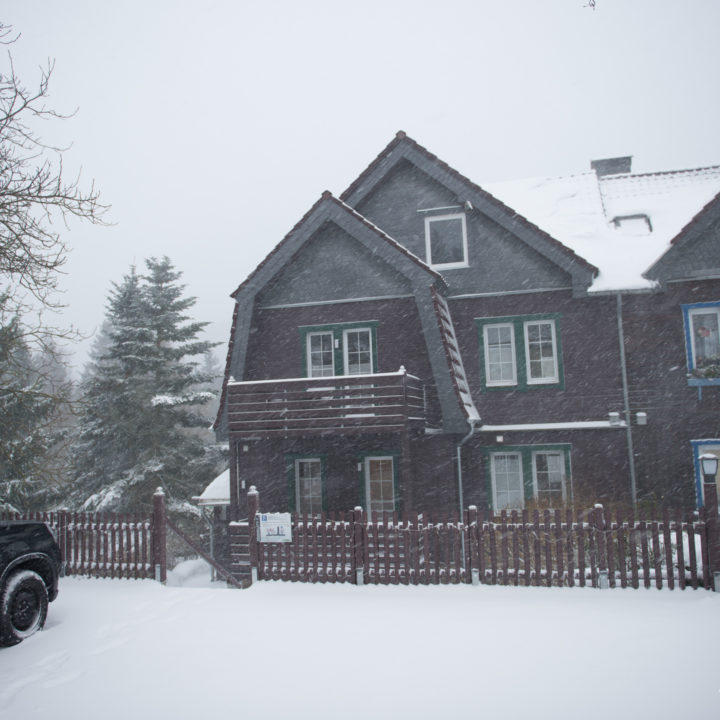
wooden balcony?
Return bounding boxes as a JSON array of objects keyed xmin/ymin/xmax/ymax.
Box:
[{"xmin": 227, "ymin": 369, "xmax": 436, "ymax": 438}]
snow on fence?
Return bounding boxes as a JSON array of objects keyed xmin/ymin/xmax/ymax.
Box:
[
  {"xmin": 1, "ymin": 509, "xmax": 156, "ymax": 580},
  {"xmin": 232, "ymin": 492, "xmax": 717, "ymax": 591}
]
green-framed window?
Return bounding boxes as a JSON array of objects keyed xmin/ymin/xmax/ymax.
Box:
[
  {"xmin": 482, "ymin": 444, "xmax": 572, "ymax": 512},
  {"xmin": 300, "ymin": 322, "xmax": 378, "ymax": 378},
  {"xmin": 286, "ymin": 454, "xmax": 327, "ymax": 514},
  {"xmin": 476, "ymin": 314, "xmax": 563, "ymax": 390},
  {"xmin": 357, "ymin": 452, "xmax": 399, "ymax": 515}
]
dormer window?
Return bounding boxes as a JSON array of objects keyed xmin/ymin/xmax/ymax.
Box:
[
  {"xmin": 611, "ymin": 214, "xmax": 652, "ymax": 235},
  {"xmin": 424, "ymin": 213, "xmax": 468, "ymax": 269}
]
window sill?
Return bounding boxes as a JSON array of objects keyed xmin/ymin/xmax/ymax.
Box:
[
  {"xmin": 484, "ymin": 382, "xmax": 564, "ymax": 392},
  {"xmin": 431, "ymin": 262, "xmax": 469, "ymax": 270},
  {"xmin": 687, "ymin": 377, "xmax": 720, "ymax": 387}
]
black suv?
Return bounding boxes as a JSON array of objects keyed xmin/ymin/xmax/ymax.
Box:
[{"xmin": 0, "ymin": 521, "xmax": 62, "ymax": 646}]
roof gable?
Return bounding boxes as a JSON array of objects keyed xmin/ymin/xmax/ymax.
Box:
[
  {"xmin": 340, "ymin": 132, "xmax": 597, "ymax": 294},
  {"xmin": 256, "ymin": 220, "xmax": 413, "ymax": 307},
  {"xmin": 232, "ymin": 191, "xmax": 442, "ymax": 301},
  {"xmin": 645, "ymin": 190, "xmax": 720, "ymax": 283}
]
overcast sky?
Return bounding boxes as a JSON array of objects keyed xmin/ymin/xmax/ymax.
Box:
[{"xmin": 4, "ymin": 0, "xmax": 720, "ymax": 373}]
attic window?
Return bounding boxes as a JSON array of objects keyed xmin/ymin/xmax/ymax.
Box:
[
  {"xmin": 612, "ymin": 214, "xmax": 652, "ymax": 236},
  {"xmin": 424, "ymin": 213, "xmax": 468, "ymax": 269}
]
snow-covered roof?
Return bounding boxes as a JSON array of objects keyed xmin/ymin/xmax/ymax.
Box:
[
  {"xmin": 483, "ymin": 165, "xmax": 720, "ymax": 292},
  {"xmin": 195, "ymin": 469, "xmax": 230, "ymax": 506}
]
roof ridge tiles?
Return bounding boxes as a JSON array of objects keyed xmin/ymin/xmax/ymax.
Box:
[{"xmin": 600, "ymin": 164, "xmax": 720, "ymax": 183}]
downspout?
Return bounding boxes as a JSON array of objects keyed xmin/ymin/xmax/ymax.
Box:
[
  {"xmin": 616, "ymin": 293, "xmax": 638, "ymax": 510},
  {"xmin": 457, "ymin": 417, "xmax": 481, "ymax": 569},
  {"xmin": 200, "ymin": 506, "xmax": 216, "ymax": 581}
]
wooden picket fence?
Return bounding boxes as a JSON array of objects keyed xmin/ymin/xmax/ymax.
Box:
[
  {"xmin": 1, "ymin": 510, "xmax": 155, "ymax": 580},
  {"xmin": 241, "ymin": 503, "xmax": 715, "ymax": 590}
]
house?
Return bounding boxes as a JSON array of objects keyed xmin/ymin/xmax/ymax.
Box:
[{"xmin": 213, "ymin": 132, "xmax": 720, "ymax": 520}]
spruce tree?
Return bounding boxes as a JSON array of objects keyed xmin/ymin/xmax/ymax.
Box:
[
  {"xmin": 72, "ymin": 267, "xmax": 152, "ymax": 510},
  {"xmin": 72, "ymin": 259, "xmax": 224, "ymax": 518},
  {"xmin": 0, "ymin": 302, "xmax": 71, "ymax": 511}
]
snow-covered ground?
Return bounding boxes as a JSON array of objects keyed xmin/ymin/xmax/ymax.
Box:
[{"xmin": 1, "ymin": 560, "xmax": 719, "ymax": 719}]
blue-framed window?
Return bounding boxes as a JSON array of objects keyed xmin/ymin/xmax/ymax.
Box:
[
  {"xmin": 690, "ymin": 440, "xmax": 720, "ymax": 509},
  {"xmin": 682, "ymin": 302, "xmax": 720, "ymax": 386}
]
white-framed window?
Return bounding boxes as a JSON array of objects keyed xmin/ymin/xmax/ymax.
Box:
[
  {"xmin": 343, "ymin": 328, "xmax": 373, "ymax": 375},
  {"xmin": 483, "ymin": 323, "xmax": 517, "ymax": 386},
  {"xmin": 364, "ymin": 456, "xmax": 395, "ymax": 515},
  {"xmin": 524, "ymin": 320, "xmax": 559, "ymax": 384},
  {"xmin": 424, "ymin": 213, "xmax": 468, "ymax": 269},
  {"xmin": 490, "ymin": 452, "xmax": 524, "ymax": 511},
  {"xmin": 307, "ymin": 331, "xmax": 334, "ymax": 378},
  {"xmin": 302, "ymin": 323, "xmax": 377, "ymax": 378},
  {"xmin": 532, "ymin": 451, "xmax": 566, "ymax": 504},
  {"xmin": 684, "ymin": 304, "xmax": 720, "ymax": 377},
  {"xmin": 488, "ymin": 445, "xmax": 571, "ymax": 513},
  {"xmin": 477, "ymin": 315, "xmax": 563, "ymax": 390},
  {"xmin": 295, "ymin": 458, "xmax": 324, "ymax": 515}
]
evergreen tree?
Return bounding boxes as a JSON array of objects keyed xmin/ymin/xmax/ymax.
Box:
[
  {"xmin": 72, "ymin": 258, "xmax": 225, "ymax": 518},
  {"xmin": 0, "ymin": 300, "xmax": 71, "ymax": 510}
]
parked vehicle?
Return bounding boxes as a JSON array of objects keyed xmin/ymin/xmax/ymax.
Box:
[{"xmin": 0, "ymin": 521, "xmax": 62, "ymax": 646}]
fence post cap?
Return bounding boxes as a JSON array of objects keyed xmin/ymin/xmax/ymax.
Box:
[
  {"xmin": 154, "ymin": 487, "xmax": 165, "ymax": 497},
  {"xmin": 248, "ymin": 486, "xmax": 258, "ymax": 495},
  {"xmin": 354, "ymin": 506, "xmax": 363, "ymax": 512},
  {"xmin": 594, "ymin": 503, "xmax": 604, "ymax": 509}
]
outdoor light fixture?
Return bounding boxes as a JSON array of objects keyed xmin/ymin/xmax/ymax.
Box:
[{"xmin": 700, "ymin": 453, "xmax": 719, "ymax": 481}]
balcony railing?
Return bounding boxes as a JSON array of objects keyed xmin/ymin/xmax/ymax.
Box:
[{"xmin": 227, "ymin": 368, "xmax": 435, "ymax": 438}]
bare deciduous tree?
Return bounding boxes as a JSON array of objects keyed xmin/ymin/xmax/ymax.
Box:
[
  {"xmin": 0, "ymin": 23, "xmax": 108, "ymax": 508},
  {"xmin": 0, "ymin": 22, "xmax": 108, "ymax": 319}
]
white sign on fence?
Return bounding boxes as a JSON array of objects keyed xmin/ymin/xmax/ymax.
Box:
[{"xmin": 256, "ymin": 513, "xmax": 292, "ymax": 543}]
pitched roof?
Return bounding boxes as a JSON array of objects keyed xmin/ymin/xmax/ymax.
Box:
[
  {"xmin": 231, "ymin": 190, "xmax": 442, "ymax": 299},
  {"xmin": 484, "ymin": 165, "xmax": 720, "ymax": 292},
  {"xmin": 645, "ymin": 187, "xmax": 720, "ymax": 281},
  {"xmin": 341, "ymin": 131, "xmax": 598, "ymax": 283}
]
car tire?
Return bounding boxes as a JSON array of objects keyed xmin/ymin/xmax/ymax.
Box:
[{"xmin": 0, "ymin": 570, "xmax": 49, "ymax": 647}]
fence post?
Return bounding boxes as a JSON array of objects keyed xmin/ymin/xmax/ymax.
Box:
[
  {"xmin": 354, "ymin": 506, "xmax": 364, "ymax": 586},
  {"xmin": 594, "ymin": 504, "xmax": 609, "ymax": 589},
  {"xmin": 248, "ymin": 486, "xmax": 259, "ymax": 584},
  {"xmin": 152, "ymin": 488, "xmax": 167, "ymax": 584},
  {"xmin": 703, "ymin": 481, "xmax": 720, "ymax": 591},
  {"xmin": 468, "ymin": 505, "xmax": 479, "ymax": 585}
]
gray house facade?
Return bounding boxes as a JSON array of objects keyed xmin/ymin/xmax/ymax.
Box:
[{"xmin": 215, "ymin": 132, "xmax": 720, "ymax": 519}]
